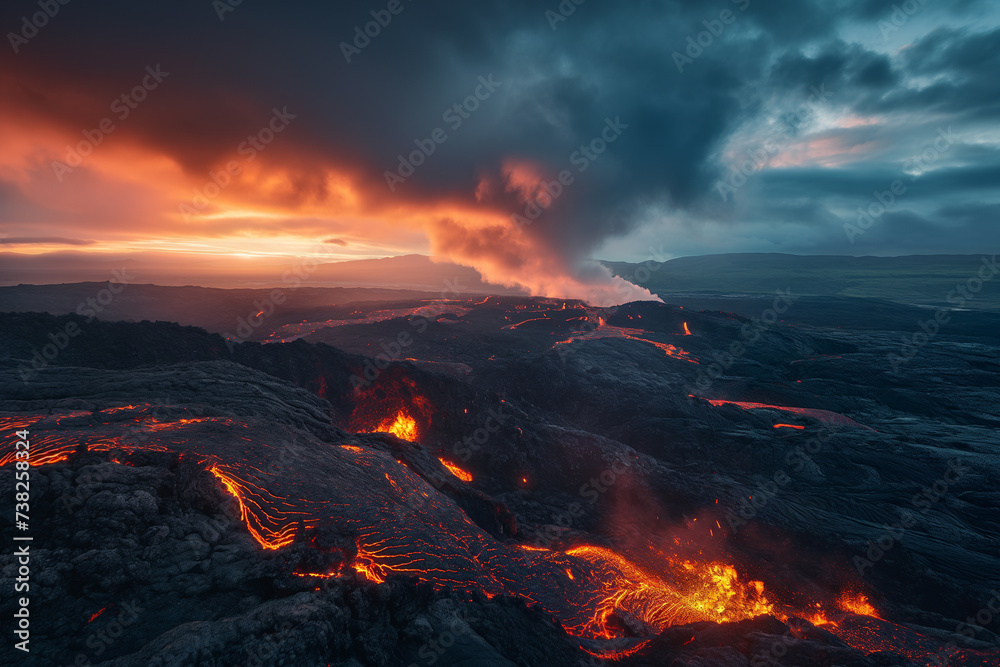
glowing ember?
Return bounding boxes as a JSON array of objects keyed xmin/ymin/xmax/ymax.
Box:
[
  {"xmin": 439, "ymin": 458, "xmax": 473, "ymax": 482},
  {"xmin": 807, "ymin": 610, "xmax": 838, "ymax": 627},
  {"xmin": 372, "ymin": 411, "xmax": 417, "ymax": 441},
  {"xmin": 352, "ymin": 548, "xmax": 388, "ymax": 584},
  {"xmin": 560, "ymin": 545, "xmax": 773, "ymax": 639},
  {"xmin": 682, "ymin": 322, "xmax": 691, "ymax": 335},
  {"xmin": 88, "ymin": 607, "xmax": 108, "ymax": 623},
  {"xmin": 773, "ymin": 423, "xmax": 805, "ymax": 430},
  {"xmin": 7, "ymin": 408, "xmax": 984, "ymax": 662},
  {"xmin": 838, "ymin": 592, "xmax": 880, "ymax": 618}
]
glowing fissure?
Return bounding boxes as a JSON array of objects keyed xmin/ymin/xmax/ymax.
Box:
[
  {"xmin": 10, "ymin": 407, "xmax": 984, "ymax": 662},
  {"xmin": 554, "ymin": 320, "xmax": 699, "ymax": 363},
  {"xmin": 208, "ymin": 464, "xmax": 305, "ymax": 550},
  {"xmin": 369, "ymin": 411, "xmax": 417, "ymax": 441},
  {"xmin": 439, "ymin": 457, "xmax": 473, "ymax": 482},
  {"xmin": 694, "ymin": 397, "xmax": 876, "ymax": 430}
]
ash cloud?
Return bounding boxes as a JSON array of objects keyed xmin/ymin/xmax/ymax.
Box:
[{"xmin": 0, "ymin": 0, "xmax": 997, "ymax": 297}]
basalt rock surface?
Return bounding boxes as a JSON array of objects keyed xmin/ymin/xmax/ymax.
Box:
[{"xmin": 0, "ymin": 296, "xmax": 998, "ymax": 666}]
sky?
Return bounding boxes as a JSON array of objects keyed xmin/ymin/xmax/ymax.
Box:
[{"xmin": 0, "ymin": 0, "xmax": 998, "ymax": 302}]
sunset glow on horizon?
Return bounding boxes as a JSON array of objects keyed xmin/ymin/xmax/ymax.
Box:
[{"xmin": 1, "ymin": 2, "xmax": 997, "ymax": 300}]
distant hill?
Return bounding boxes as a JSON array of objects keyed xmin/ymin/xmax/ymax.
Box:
[
  {"xmin": 2, "ymin": 252, "xmax": 995, "ymax": 313},
  {"xmin": 605, "ymin": 253, "xmax": 1000, "ymax": 311},
  {"xmin": 0, "ymin": 251, "xmax": 525, "ymax": 294},
  {"xmin": 0, "ymin": 284, "xmax": 447, "ymax": 339}
]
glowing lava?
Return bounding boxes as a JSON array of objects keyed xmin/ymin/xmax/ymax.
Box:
[
  {"xmin": 694, "ymin": 397, "xmax": 876, "ymax": 430},
  {"xmin": 8, "ymin": 407, "xmax": 997, "ymax": 664},
  {"xmin": 439, "ymin": 458, "xmax": 473, "ymax": 482},
  {"xmin": 372, "ymin": 411, "xmax": 418, "ymax": 441},
  {"xmin": 554, "ymin": 321, "xmax": 698, "ymax": 363},
  {"xmin": 208, "ymin": 464, "xmax": 304, "ymax": 550},
  {"xmin": 838, "ymin": 592, "xmax": 880, "ymax": 618},
  {"xmin": 558, "ymin": 545, "xmax": 773, "ymax": 638}
]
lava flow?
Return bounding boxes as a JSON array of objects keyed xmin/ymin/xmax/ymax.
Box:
[
  {"xmin": 693, "ymin": 397, "xmax": 876, "ymax": 430},
  {"xmin": 554, "ymin": 318, "xmax": 699, "ymax": 363},
  {"xmin": 438, "ymin": 457, "xmax": 473, "ymax": 482},
  {"xmin": 542, "ymin": 545, "xmax": 774, "ymax": 639},
  {"xmin": 4, "ymin": 406, "xmax": 997, "ymax": 665},
  {"xmin": 368, "ymin": 411, "xmax": 418, "ymax": 441},
  {"xmin": 0, "ymin": 407, "xmax": 776, "ymax": 644}
]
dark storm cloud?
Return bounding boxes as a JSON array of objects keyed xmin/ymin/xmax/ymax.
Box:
[
  {"xmin": 0, "ymin": 0, "xmax": 996, "ymax": 269},
  {"xmin": 768, "ymin": 42, "xmax": 899, "ymax": 94}
]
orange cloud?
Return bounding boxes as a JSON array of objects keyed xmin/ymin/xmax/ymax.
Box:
[{"xmin": 0, "ymin": 66, "xmax": 655, "ymax": 305}]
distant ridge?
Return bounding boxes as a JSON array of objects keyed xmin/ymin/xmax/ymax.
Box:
[{"xmin": 605, "ymin": 253, "xmax": 1000, "ymax": 311}]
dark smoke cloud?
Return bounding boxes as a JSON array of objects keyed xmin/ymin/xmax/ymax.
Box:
[{"xmin": 0, "ymin": 0, "xmax": 996, "ymax": 299}]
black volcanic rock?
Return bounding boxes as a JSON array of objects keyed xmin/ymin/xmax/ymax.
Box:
[{"xmin": 1, "ymin": 296, "xmax": 999, "ymax": 666}]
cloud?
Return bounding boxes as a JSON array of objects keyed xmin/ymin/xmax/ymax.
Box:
[
  {"xmin": 0, "ymin": 0, "xmax": 996, "ymax": 287},
  {"xmin": 0, "ymin": 237, "xmax": 95, "ymax": 245}
]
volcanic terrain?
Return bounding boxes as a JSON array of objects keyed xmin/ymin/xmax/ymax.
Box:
[{"xmin": 1, "ymin": 289, "xmax": 999, "ymax": 666}]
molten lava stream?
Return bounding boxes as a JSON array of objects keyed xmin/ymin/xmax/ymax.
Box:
[
  {"xmin": 208, "ymin": 464, "xmax": 315, "ymax": 550},
  {"xmin": 508, "ymin": 544, "xmax": 774, "ymax": 642},
  {"xmin": 376, "ymin": 412, "xmax": 417, "ymax": 440},
  {"xmin": 553, "ymin": 321, "xmax": 699, "ymax": 363},
  {"xmin": 694, "ymin": 396, "xmax": 876, "ymax": 430},
  {"xmin": 13, "ymin": 410, "xmax": 975, "ymax": 663},
  {"xmin": 438, "ymin": 457, "xmax": 473, "ymax": 482}
]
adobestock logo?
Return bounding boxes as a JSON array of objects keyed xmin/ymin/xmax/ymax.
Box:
[{"xmin": 7, "ymin": 0, "xmax": 72, "ymax": 54}]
